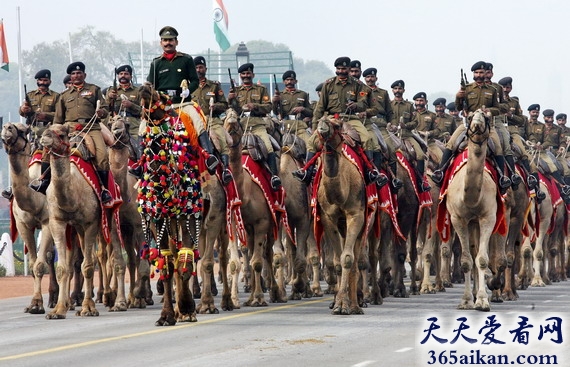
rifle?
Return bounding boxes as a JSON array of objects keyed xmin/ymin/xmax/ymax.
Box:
[
  {"xmin": 272, "ymin": 74, "xmax": 283, "ymax": 120},
  {"xmin": 109, "ymin": 68, "xmax": 118, "ymax": 116},
  {"xmin": 228, "ymin": 68, "xmax": 236, "ymax": 92},
  {"xmin": 460, "ymin": 68, "xmax": 468, "ymax": 114},
  {"xmin": 23, "ymin": 84, "xmax": 33, "ymax": 126}
]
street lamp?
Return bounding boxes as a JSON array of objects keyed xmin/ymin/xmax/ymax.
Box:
[{"xmin": 235, "ymin": 42, "xmax": 250, "ymax": 69}]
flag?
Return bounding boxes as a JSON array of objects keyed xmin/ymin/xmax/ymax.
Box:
[
  {"xmin": 213, "ymin": 0, "xmax": 230, "ymax": 52},
  {"xmin": 0, "ymin": 19, "xmax": 9, "ymax": 72}
]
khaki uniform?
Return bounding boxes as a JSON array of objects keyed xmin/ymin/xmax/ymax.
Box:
[
  {"xmin": 402, "ymin": 109, "xmax": 437, "ymax": 160},
  {"xmin": 309, "ymin": 76, "xmax": 374, "ymax": 152},
  {"xmin": 528, "ymin": 121, "xmax": 563, "ymax": 174},
  {"xmin": 365, "ymin": 86, "xmax": 392, "ymax": 151},
  {"xmin": 191, "ymin": 79, "xmax": 229, "ymax": 155},
  {"xmin": 230, "ymin": 83, "xmax": 274, "ymax": 152},
  {"xmin": 499, "ymin": 95, "xmax": 528, "ymax": 160},
  {"xmin": 434, "ymin": 113, "xmax": 457, "ymax": 143},
  {"xmin": 54, "ymin": 83, "xmax": 110, "ymax": 170},
  {"xmin": 557, "ymin": 124, "xmax": 570, "ymax": 176},
  {"xmin": 20, "ymin": 89, "xmax": 60, "ymax": 139},
  {"xmin": 273, "ymin": 88, "xmax": 313, "ymax": 145},
  {"xmin": 105, "ymin": 84, "xmax": 142, "ymax": 136}
]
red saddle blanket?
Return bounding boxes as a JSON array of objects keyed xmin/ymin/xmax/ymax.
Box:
[{"xmin": 537, "ymin": 172, "xmax": 565, "ymax": 235}]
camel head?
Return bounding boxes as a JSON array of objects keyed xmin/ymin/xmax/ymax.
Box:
[
  {"xmin": 41, "ymin": 124, "xmax": 71, "ymax": 156},
  {"xmin": 109, "ymin": 115, "xmax": 131, "ymax": 144},
  {"xmin": 139, "ymin": 83, "xmax": 174, "ymax": 124},
  {"xmin": 466, "ymin": 109, "xmax": 490, "ymax": 144},
  {"xmin": 223, "ymin": 108, "xmax": 242, "ymax": 137},
  {"xmin": 1, "ymin": 122, "xmax": 30, "ymax": 154},
  {"xmin": 315, "ymin": 116, "xmax": 346, "ymax": 149}
]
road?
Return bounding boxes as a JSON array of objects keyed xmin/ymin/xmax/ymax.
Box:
[{"xmin": 1, "ymin": 278, "xmax": 569, "ymax": 367}]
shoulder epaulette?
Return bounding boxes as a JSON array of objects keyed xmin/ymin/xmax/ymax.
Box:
[{"xmin": 325, "ymin": 77, "xmax": 335, "ymax": 84}]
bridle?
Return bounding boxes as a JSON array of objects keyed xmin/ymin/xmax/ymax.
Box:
[
  {"xmin": 44, "ymin": 129, "xmax": 71, "ymax": 158},
  {"xmin": 2, "ymin": 125, "xmax": 31, "ymax": 156},
  {"xmin": 466, "ymin": 112, "xmax": 490, "ymax": 147}
]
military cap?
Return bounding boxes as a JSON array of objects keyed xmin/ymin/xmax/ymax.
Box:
[
  {"xmin": 527, "ymin": 104, "xmax": 540, "ymax": 111},
  {"xmin": 238, "ymin": 63, "xmax": 254, "ymax": 73},
  {"xmin": 116, "ymin": 65, "xmax": 132, "ymax": 74},
  {"xmin": 315, "ymin": 83, "xmax": 323, "ymax": 92},
  {"xmin": 66, "ymin": 61, "xmax": 85, "ymax": 74},
  {"xmin": 391, "ymin": 80, "xmax": 405, "ymax": 88},
  {"xmin": 543, "ymin": 109, "xmax": 555, "ymax": 117},
  {"xmin": 193, "ymin": 56, "xmax": 206, "ymax": 66},
  {"xmin": 471, "ymin": 61, "xmax": 487, "ymax": 71},
  {"xmin": 446, "ymin": 102, "xmax": 457, "ymax": 111},
  {"xmin": 34, "ymin": 69, "xmax": 51, "ymax": 79},
  {"xmin": 282, "ymin": 70, "xmax": 296, "ymax": 80},
  {"xmin": 334, "ymin": 56, "xmax": 351, "ymax": 67},
  {"xmin": 413, "ymin": 92, "xmax": 427, "ymax": 100},
  {"xmin": 556, "ymin": 113, "xmax": 567, "ymax": 120},
  {"xmin": 433, "ymin": 97, "xmax": 446, "ymax": 106},
  {"xmin": 349, "ymin": 60, "xmax": 361, "ymax": 68},
  {"xmin": 485, "ymin": 62, "xmax": 494, "ymax": 71},
  {"xmin": 63, "ymin": 74, "xmax": 71, "ymax": 85},
  {"xmin": 159, "ymin": 26, "xmax": 178, "ymax": 39},
  {"xmin": 362, "ymin": 68, "xmax": 377, "ymax": 77},
  {"xmin": 498, "ymin": 76, "xmax": 512, "ymax": 86}
]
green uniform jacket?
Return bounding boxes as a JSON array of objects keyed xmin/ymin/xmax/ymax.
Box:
[
  {"xmin": 105, "ymin": 84, "xmax": 142, "ymax": 134},
  {"xmin": 191, "ymin": 79, "xmax": 228, "ymax": 118},
  {"xmin": 529, "ymin": 121, "xmax": 562, "ymax": 150},
  {"xmin": 405, "ymin": 109, "xmax": 437, "ymax": 139},
  {"xmin": 455, "ymin": 82, "xmax": 500, "ymax": 116},
  {"xmin": 390, "ymin": 99, "xmax": 415, "ymax": 126},
  {"xmin": 230, "ymin": 84, "xmax": 272, "ymax": 117},
  {"xmin": 367, "ymin": 87, "xmax": 393, "ymax": 122},
  {"xmin": 434, "ymin": 112, "xmax": 456, "ymax": 141},
  {"xmin": 54, "ymin": 83, "xmax": 108, "ymax": 129},
  {"xmin": 147, "ymin": 52, "xmax": 199, "ymax": 104},
  {"xmin": 272, "ymin": 88, "xmax": 313, "ymax": 120},
  {"xmin": 20, "ymin": 89, "xmax": 60, "ymax": 124},
  {"xmin": 503, "ymin": 95, "xmax": 525, "ymax": 134}
]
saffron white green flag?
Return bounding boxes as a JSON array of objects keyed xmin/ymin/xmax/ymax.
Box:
[
  {"xmin": 0, "ymin": 19, "xmax": 9, "ymax": 72},
  {"xmin": 213, "ymin": 0, "xmax": 230, "ymax": 52}
]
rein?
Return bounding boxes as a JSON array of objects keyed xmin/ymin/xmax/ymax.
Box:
[
  {"xmin": 466, "ymin": 114, "xmax": 490, "ymax": 147},
  {"xmin": 4, "ymin": 127, "xmax": 31, "ymax": 156},
  {"xmin": 46, "ymin": 132, "xmax": 71, "ymax": 158}
]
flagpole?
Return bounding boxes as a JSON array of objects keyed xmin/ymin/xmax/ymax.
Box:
[
  {"xmin": 67, "ymin": 33, "xmax": 73, "ymax": 63},
  {"xmin": 140, "ymin": 28, "xmax": 144, "ymax": 85},
  {"xmin": 17, "ymin": 8, "xmax": 23, "ymax": 125}
]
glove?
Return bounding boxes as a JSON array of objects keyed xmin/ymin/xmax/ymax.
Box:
[{"xmin": 180, "ymin": 89, "xmax": 190, "ymax": 99}]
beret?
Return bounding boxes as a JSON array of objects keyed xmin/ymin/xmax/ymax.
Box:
[
  {"xmin": 556, "ymin": 113, "xmax": 567, "ymax": 120},
  {"xmin": 334, "ymin": 56, "xmax": 351, "ymax": 67},
  {"xmin": 63, "ymin": 74, "xmax": 71, "ymax": 85},
  {"xmin": 116, "ymin": 65, "xmax": 132, "ymax": 74},
  {"xmin": 391, "ymin": 80, "xmax": 405, "ymax": 88},
  {"xmin": 527, "ymin": 104, "xmax": 540, "ymax": 111},
  {"xmin": 433, "ymin": 97, "xmax": 446, "ymax": 106},
  {"xmin": 413, "ymin": 92, "xmax": 427, "ymax": 100},
  {"xmin": 315, "ymin": 83, "xmax": 323, "ymax": 92},
  {"xmin": 66, "ymin": 61, "xmax": 85, "ymax": 74},
  {"xmin": 282, "ymin": 70, "xmax": 296, "ymax": 80},
  {"xmin": 159, "ymin": 26, "xmax": 178, "ymax": 39},
  {"xmin": 485, "ymin": 62, "xmax": 493, "ymax": 71},
  {"xmin": 446, "ymin": 102, "xmax": 456, "ymax": 111},
  {"xmin": 193, "ymin": 56, "xmax": 206, "ymax": 66},
  {"xmin": 471, "ymin": 61, "xmax": 487, "ymax": 72},
  {"xmin": 349, "ymin": 60, "xmax": 361, "ymax": 68},
  {"xmin": 362, "ymin": 68, "xmax": 377, "ymax": 77},
  {"xmin": 497, "ymin": 76, "xmax": 512, "ymax": 86},
  {"xmin": 543, "ymin": 109, "xmax": 555, "ymax": 117},
  {"xmin": 238, "ymin": 63, "xmax": 254, "ymax": 73},
  {"xmin": 34, "ymin": 69, "xmax": 51, "ymax": 79}
]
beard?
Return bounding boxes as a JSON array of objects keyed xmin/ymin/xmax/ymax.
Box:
[{"xmin": 335, "ymin": 70, "xmax": 348, "ymax": 78}]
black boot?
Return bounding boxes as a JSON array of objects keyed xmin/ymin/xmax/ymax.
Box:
[
  {"xmin": 521, "ymin": 158, "xmax": 537, "ymax": 188},
  {"xmin": 220, "ymin": 154, "xmax": 233, "ymax": 185},
  {"xmin": 495, "ymin": 155, "xmax": 511, "ymax": 192},
  {"xmin": 372, "ymin": 151, "xmax": 388, "ymax": 188},
  {"xmin": 432, "ymin": 148, "xmax": 453, "ymax": 186},
  {"xmin": 389, "ymin": 161, "xmax": 403, "ymax": 190},
  {"xmin": 506, "ymin": 155, "xmax": 522, "ymax": 187},
  {"xmin": 29, "ymin": 162, "xmax": 51, "ymax": 195},
  {"xmin": 416, "ymin": 160, "xmax": 431, "ymax": 192},
  {"xmin": 531, "ymin": 172, "xmax": 546, "ymax": 203},
  {"xmin": 198, "ymin": 132, "xmax": 219, "ymax": 173},
  {"xmin": 552, "ymin": 171, "xmax": 570, "ymax": 197},
  {"xmin": 267, "ymin": 152, "xmax": 281, "ymax": 190},
  {"xmin": 1, "ymin": 187, "xmax": 13, "ymax": 200},
  {"xmin": 97, "ymin": 170, "xmax": 113, "ymax": 206},
  {"xmin": 365, "ymin": 150, "xmax": 381, "ymax": 184},
  {"xmin": 292, "ymin": 152, "xmax": 316, "ymax": 184}
]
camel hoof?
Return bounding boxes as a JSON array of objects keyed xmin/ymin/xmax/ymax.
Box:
[
  {"xmin": 457, "ymin": 302, "xmax": 474, "ymax": 310},
  {"xmin": 155, "ymin": 317, "xmax": 176, "ymax": 326},
  {"xmin": 45, "ymin": 313, "xmax": 66, "ymax": 320},
  {"xmin": 25, "ymin": 305, "xmax": 46, "ymax": 314},
  {"xmin": 350, "ymin": 307, "xmax": 364, "ymax": 315},
  {"xmin": 110, "ymin": 302, "xmax": 128, "ymax": 312}
]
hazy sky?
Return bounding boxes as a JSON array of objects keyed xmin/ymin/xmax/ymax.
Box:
[{"xmin": 3, "ymin": 0, "xmax": 570, "ymax": 114}]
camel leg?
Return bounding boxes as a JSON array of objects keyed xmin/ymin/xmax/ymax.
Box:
[
  {"xmin": 46, "ymin": 221, "xmax": 73, "ymax": 319},
  {"xmin": 420, "ymin": 234, "xmax": 436, "ymax": 294},
  {"xmin": 244, "ymin": 231, "xmax": 268, "ymax": 307},
  {"xmin": 77, "ymin": 228, "xmax": 100, "ymax": 317},
  {"xmin": 368, "ymin": 233, "xmax": 383, "ymax": 305},
  {"xmin": 227, "ymin": 234, "xmax": 242, "ymax": 310},
  {"xmin": 455, "ymin": 224, "xmax": 474, "ymax": 310},
  {"xmin": 197, "ymin": 227, "xmax": 219, "ymax": 314},
  {"xmin": 440, "ymin": 239, "xmax": 453, "ymax": 288},
  {"xmin": 474, "ymin": 223, "xmax": 493, "ymax": 312},
  {"xmin": 110, "ymin": 225, "xmax": 128, "ymax": 312},
  {"xmin": 18, "ymin": 227, "xmax": 44, "ymax": 314},
  {"xmin": 216, "ymin": 234, "xmax": 234, "ymax": 312},
  {"xmin": 307, "ymin": 234, "xmax": 323, "ymax": 297},
  {"xmin": 531, "ymin": 236, "xmax": 546, "ymax": 287},
  {"xmin": 272, "ymin": 228, "xmax": 288, "ymax": 302}
]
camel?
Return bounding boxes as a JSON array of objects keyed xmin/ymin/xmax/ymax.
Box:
[
  {"xmin": 40, "ymin": 124, "xmax": 106, "ymax": 319},
  {"xmin": 108, "ymin": 116, "xmax": 152, "ymax": 309},
  {"xmin": 224, "ymin": 109, "xmax": 285, "ymax": 307},
  {"xmin": 1, "ymin": 122, "xmax": 57, "ymax": 313},
  {"xmin": 439, "ymin": 110, "xmax": 500, "ymax": 311},
  {"xmin": 313, "ymin": 116, "xmax": 368, "ymax": 315}
]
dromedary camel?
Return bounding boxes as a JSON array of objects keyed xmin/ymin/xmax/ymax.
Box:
[
  {"xmin": 1, "ymin": 122, "xmax": 57, "ymax": 313},
  {"xmin": 314, "ymin": 116, "xmax": 368, "ymax": 315},
  {"xmin": 438, "ymin": 110, "xmax": 500, "ymax": 311}
]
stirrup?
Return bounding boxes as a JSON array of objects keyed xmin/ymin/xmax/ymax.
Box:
[
  {"xmin": 270, "ymin": 175, "xmax": 282, "ymax": 191},
  {"xmin": 499, "ymin": 176, "xmax": 511, "ymax": 189},
  {"xmin": 292, "ymin": 168, "xmax": 311, "ymax": 184},
  {"xmin": 421, "ymin": 181, "xmax": 431, "ymax": 192},
  {"xmin": 511, "ymin": 173, "xmax": 522, "ymax": 186},
  {"xmin": 367, "ymin": 169, "xmax": 381, "ymax": 184},
  {"xmin": 562, "ymin": 185, "xmax": 570, "ymax": 197},
  {"xmin": 221, "ymin": 169, "xmax": 233, "ymax": 185},
  {"xmin": 391, "ymin": 178, "xmax": 403, "ymax": 191},
  {"xmin": 536, "ymin": 190, "xmax": 546, "ymax": 203},
  {"xmin": 432, "ymin": 170, "xmax": 444, "ymax": 185},
  {"xmin": 206, "ymin": 155, "xmax": 219, "ymax": 173},
  {"xmin": 101, "ymin": 188, "xmax": 113, "ymax": 206},
  {"xmin": 29, "ymin": 180, "xmax": 49, "ymax": 195},
  {"xmin": 527, "ymin": 175, "xmax": 538, "ymax": 189},
  {"xmin": 128, "ymin": 165, "xmax": 143, "ymax": 178},
  {"xmin": 376, "ymin": 173, "xmax": 388, "ymax": 188}
]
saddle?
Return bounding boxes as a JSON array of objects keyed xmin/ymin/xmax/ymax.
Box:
[
  {"xmin": 282, "ymin": 132, "xmax": 307, "ymax": 161},
  {"xmin": 242, "ymin": 132, "xmax": 268, "ymax": 161},
  {"xmin": 69, "ymin": 131, "xmax": 96, "ymax": 161},
  {"xmin": 340, "ymin": 123, "xmax": 361, "ymax": 148}
]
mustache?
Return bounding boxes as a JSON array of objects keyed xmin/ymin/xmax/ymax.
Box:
[{"xmin": 118, "ymin": 77, "xmax": 129, "ymax": 84}]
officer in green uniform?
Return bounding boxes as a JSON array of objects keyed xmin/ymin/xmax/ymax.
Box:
[
  {"xmin": 556, "ymin": 113, "xmax": 570, "ymax": 181},
  {"xmin": 31, "ymin": 61, "xmax": 112, "ymax": 205},
  {"xmin": 228, "ymin": 62, "xmax": 281, "ymax": 190},
  {"xmin": 191, "ymin": 56, "xmax": 232, "ymax": 185},
  {"xmin": 272, "ymin": 70, "xmax": 313, "ymax": 146},
  {"xmin": 292, "ymin": 57, "xmax": 381, "ymax": 185},
  {"xmin": 432, "ymin": 61, "xmax": 509, "ymax": 190},
  {"xmin": 147, "ymin": 26, "xmax": 218, "ymax": 172},
  {"xmin": 432, "ymin": 98, "xmax": 456, "ymax": 144},
  {"xmin": 1, "ymin": 69, "xmax": 61, "ymax": 200}
]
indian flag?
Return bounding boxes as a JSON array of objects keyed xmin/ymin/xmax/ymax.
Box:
[
  {"xmin": 0, "ymin": 19, "xmax": 8, "ymax": 72},
  {"xmin": 213, "ymin": 0, "xmax": 230, "ymax": 52}
]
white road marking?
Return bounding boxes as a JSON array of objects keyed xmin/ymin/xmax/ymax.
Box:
[
  {"xmin": 395, "ymin": 347, "xmax": 413, "ymax": 353},
  {"xmin": 352, "ymin": 361, "xmax": 377, "ymax": 367},
  {"xmin": 543, "ymin": 300, "xmax": 552, "ymax": 303}
]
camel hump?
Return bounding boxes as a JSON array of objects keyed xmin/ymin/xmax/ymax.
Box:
[
  {"xmin": 341, "ymin": 123, "xmax": 360, "ymax": 147},
  {"xmin": 69, "ymin": 131, "xmax": 96, "ymax": 160}
]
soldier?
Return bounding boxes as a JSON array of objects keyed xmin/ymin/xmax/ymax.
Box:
[
  {"xmin": 228, "ymin": 62, "xmax": 281, "ymax": 190},
  {"xmin": 555, "ymin": 113, "xmax": 570, "ymax": 183},
  {"xmin": 432, "ymin": 61, "xmax": 510, "ymax": 192},
  {"xmin": 292, "ymin": 57, "xmax": 382, "ymax": 185},
  {"xmin": 147, "ymin": 26, "xmax": 218, "ymax": 172},
  {"xmin": 446, "ymin": 102, "xmax": 461, "ymax": 120},
  {"xmin": 191, "ymin": 56, "xmax": 232, "ymax": 185},
  {"xmin": 1, "ymin": 69, "xmax": 61, "ymax": 200},
  {"xmin": 272, "ymin": 70, "xmax": 313, "ymax": 146},
  {"xmin": 432, "ymin": 98, "xmax": 456, "ymax": 144},
  {"xmin": 31, "ymin": 61, "xmax": 112, "ymax": 206},
  {"xmin": 63, "ymin": 74, "xmax": 72, "ymax": 90},
  {"xmin": 528, "ymin": 108, "xmax": 570, "ymax": 201}
]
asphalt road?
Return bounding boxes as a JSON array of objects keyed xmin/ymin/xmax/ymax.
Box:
[{"xmin": 1, "ymin": 277, "xmax": 569, "ymax": 367}]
